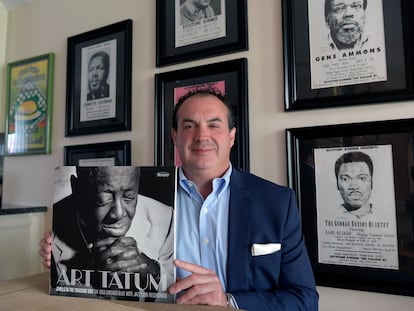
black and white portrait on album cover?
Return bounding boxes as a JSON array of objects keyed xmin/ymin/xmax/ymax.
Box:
[{"xmin": 49, "ymin": 166, "xmax": 176, "ymax": 303}]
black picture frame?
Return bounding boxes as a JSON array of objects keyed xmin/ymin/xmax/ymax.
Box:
[
  {"xmin": 64, "ymin": 140, "xmax": 131, "ymax": 166},
  {"xmin": 286, "ymin": 119, "xmax": 414, "ymax": 296},
  {"xmin": 65, "ymin": 19, "xmax": 132, "ymax": 136},
  {"xmin": 156, "ymin": 0, "xmax": 248, "ymax": 67},
  {"xmin": 282, "ymin": 0, "xmax": 414, "ymax": 111},
  {"xmin": 155, "ymin": 58, "xmax": 249, "ymax": 171}
]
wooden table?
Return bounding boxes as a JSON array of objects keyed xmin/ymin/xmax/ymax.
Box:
[{"xmin": 0, "ymin": 272, "xmax": 229, "ymax": 310}]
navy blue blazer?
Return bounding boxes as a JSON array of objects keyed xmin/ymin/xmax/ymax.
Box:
[{"xmin": 227, "ymin": 169, "xmax": 318, "ymax": 311}]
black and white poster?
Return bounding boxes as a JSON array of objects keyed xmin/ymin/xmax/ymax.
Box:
[
  {"xmin": 308, "ymin": 0, "xmax": 387, "ymax": 89},
  {"xmin": 175, "ymin": 0, "xmax": 226, "ymax": 47},
  {"xmin": 80, "ymin": 39, "xmax": 117, "ymax": 122},
  {"xmin": 50, "ymin": 166, "xmax": 176, "ymax": 303},
  {"xmin": 314, "ymin": 145, "xmax": 399, "ymax": 269}
]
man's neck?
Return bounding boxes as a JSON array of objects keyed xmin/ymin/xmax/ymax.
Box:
[
  {"xmin": 181, "ymin": 165, "xmax": 230, "ymax": 198},
  {"xmin": 343, "ymin": 203, "xmax": 372, "ymax": 218}
]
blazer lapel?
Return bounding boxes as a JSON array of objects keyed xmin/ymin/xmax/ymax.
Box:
[{"xmin": 226, "ymin": 169, "xmax": 250, "ymax": 292}]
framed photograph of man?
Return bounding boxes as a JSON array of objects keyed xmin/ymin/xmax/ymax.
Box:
[
  {"xmin": 156, "ymin": 0, "xmax": 248, "ymax": 67},
  {"xmin": 5, "ymin": 53, "xmax": 54, "ymax": 155},
  {"xmin": 64, "ymin": 140, "xmax": 131, "ymax": 166},
  {"xmin": 286, "ymin": 118, "xmax": 414, "ymax": 296},
  {"xmin": 282, "ymin": 0, "xmax": 414, "ymax": 110},
  {"xmin": 154, "ymin": 58, "xmax": 249, "ymax": 171},
  {"xmin": 65, "ymin": 19, "xmax": 132, "ymax": 136}
]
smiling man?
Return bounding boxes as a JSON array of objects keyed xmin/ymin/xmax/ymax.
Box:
[
  {"xmin": 335, "ymin": 151, "xmax": 374, "ymax": 218},
  {"xmin": 325, "ymin": 0, "xmax": 368, "ymax": 50}
]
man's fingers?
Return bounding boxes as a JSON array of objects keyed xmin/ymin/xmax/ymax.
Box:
[
  {"xmin": 173, "ymin": 259, "xmax": 213, "ymax": 275},
  {"xmin": 92, "ymin": 237, "xmax": 117, "ymax": 249}
]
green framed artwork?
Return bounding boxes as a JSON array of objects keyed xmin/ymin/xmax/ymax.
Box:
[{"xmin": 5, "ymin": 53, "xmax": 54, "ymax": 155}]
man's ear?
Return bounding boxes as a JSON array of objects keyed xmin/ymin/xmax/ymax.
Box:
[{"xmin": 230, "ymin": 127, "xmax": 236, "ymax": 148}]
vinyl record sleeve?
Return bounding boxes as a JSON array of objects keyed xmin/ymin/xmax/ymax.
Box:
[{"xmin": 49, "ymin": 166, "xmax": 176, "ymax": 303}]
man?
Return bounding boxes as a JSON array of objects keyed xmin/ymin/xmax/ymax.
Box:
[
  {"xmin": 49, "ymin": 166, "xmax": 174, "ymax": 300},
  {"xmin": 334, "ymin": 151, "xmax": 374, "ymax": 218},
  {"xmin": 41, "ymin": 88, "xmax": 318, "ymax": 310},
  {"xmin": 87, "ymin": 51, "xmax": 110, "ymax": 100},
  {"xmin": 180, "ymin": 0, "xmax": 215, "ymax": 25},
  {"xmin": 325, "ymin": 0, "xmax": 368, "ymax": 50}
]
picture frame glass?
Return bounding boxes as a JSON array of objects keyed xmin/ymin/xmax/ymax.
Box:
[
  {"xmin": 156, "ymin": 0, "xmax": 248, "ymax": 66},
  {"xmin": 5, "ymin": 53, "xmax": 54, "ymax": 155},
  {"xmin": 64, "ymin": 141, "xmax": 131, "ymax": 166},
  {"xmin": 286, "ymin": 120, "xmax": 414, "ymax": 296},
  {"xmin": 155, "ymin": 59, "xmax": 249, "ymax": 171},
  {"xmin": 66, "ymin": 20, "xmax": 132, "ymax": 136},
  {"xmin": 283, "ymin": 0, "xmax": 414, "ymax": 110}
]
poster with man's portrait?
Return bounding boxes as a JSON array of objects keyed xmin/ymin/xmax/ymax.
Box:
[
  {"xmin": 175, "ymin": 0, "xmax": 226, "ymax": 47},
  {"xmin": 314, "ymin": 144, "xmax": 399, "ymax": 270},
  {"xmin": 80, "ymin": 39, "xmax": 117, "ymax": 122},
  {"xmin": 308, "ymin": 0, "xmax": 387, "ymax": 89}
]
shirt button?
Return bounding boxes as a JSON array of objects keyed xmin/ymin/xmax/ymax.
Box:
[
  {"xmin": 204, "ymin": 238, "xmax": 209, "ymax": 244},
  {"xmin": 204, "ymin": 208, "xmax": 208, "ymax": 214}
]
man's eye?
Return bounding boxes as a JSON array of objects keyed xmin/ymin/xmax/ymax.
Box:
[
  {"xmin": 97, "ymin": 193, "xmax": 113, "ymax": 205},
  {"xmin": 123, "ymin": 192, "xmax": 137, "ymax": 202},
  {"xmin": 333, "ymin": 5, "xmax": 345, "ymax": 14}
]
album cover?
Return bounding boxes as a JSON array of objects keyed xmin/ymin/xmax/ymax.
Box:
[{"xmin": 49, "ymin": 166, "xmax": 176, "ymax": 303}]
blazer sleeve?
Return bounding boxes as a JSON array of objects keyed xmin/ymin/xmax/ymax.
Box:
[{"xmin": 228, "ymin": 172, "xmax": 318, "ymax": 311}]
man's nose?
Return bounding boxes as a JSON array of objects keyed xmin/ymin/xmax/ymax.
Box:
[
  {"xmin": 348, "ymin": 179, "xmax": 359, "ymax": 188},
  {"xmin": 344, "ymin": 5, "xmax": 354, "ymax": 16},
  {"xmin": 109, "ymin": 197, "xmax": 125, "ymax": 219},
  {"xmin": 194, "ymin": 126, "xmax": 209, "ymax": 142}
]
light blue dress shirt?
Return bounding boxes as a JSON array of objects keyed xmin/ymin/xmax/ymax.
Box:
[{"xmin": 175, "ymin": 165, "xmax": 232, "ymax": 290}]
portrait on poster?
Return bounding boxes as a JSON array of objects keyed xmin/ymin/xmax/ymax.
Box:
[
  {"xmin": 308, "ymin": 0, "xmax": 387, "ymax": 89},
  {"xmin": 80, "ymin": 39, "xmax": 117, "ymax": 122},
  {"xmin": 175, "ymin": 0, "xmax": 226, "ymax": 48},
  {"xmin": 314, "ymin": 144, "xmax": 399, "ymax": 270}
]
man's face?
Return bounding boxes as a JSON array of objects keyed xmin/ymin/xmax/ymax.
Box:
[
  {"xmin": 327, "ymin": 0, "xmax": 366, "ymax": 47},
  {"xmin": 192, "ymin": 0, "xmax": 211, "ymax": 9},
  {"xmin": 337, "ymin": 161, "xmax": 372, "ymax": 210},
  {"xmin": 171, "ymin": 94, "xmax": 236, "ymax": 177},
  {"xmin": 88, "ymin": 55, "xmax": 106, "ymax": 92},
  {"xmin": 79, "ymin": 167, "xmax": 139, "ymax": 240}
]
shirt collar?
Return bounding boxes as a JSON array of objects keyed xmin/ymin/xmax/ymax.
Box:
[{"xmin": 178, "ymin": 164, "xmax": 232, "ymax": 201}]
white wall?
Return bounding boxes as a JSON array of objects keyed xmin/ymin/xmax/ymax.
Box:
[{"xmin": 2, "ymin": 0, "xmax": 414, "ymax": 309}]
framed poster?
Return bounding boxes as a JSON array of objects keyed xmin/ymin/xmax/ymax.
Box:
[
  {"xmin": 282, "ymin": 0, "xmax": 414, "ymax": 110},
  {"xmin": 5, "ymin": 53, "xmax": 54, "ymax": 155},
  {"xmin": 155, "ymin": 58, "xmax": 249, "ymax": 171},
  {"xmin": 286, "ymin": 118, "xmax": 414, "ymax": 296},
  {"xmin": 65, "ymin": 19, "xmax": 132, "ymax": 136},
  {"xmin": 64, "ymin": 140, "xmax": 131, "ymax": 166},
  {"xmin": 156, "ymin": 0, "xmax": 248, "ymax": 67}
]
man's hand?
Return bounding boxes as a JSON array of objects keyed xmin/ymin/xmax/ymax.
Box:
[
  {"xmin": 168, "ymin": 259, "xmax": 227, "ymax": 307},
  {"xmin": 38, "ymin": 230, "xmax": 52, "ymax": 269},
  {"xmin": 92, "ymin": 236, "xmax": 160, "ymax": 276}
]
